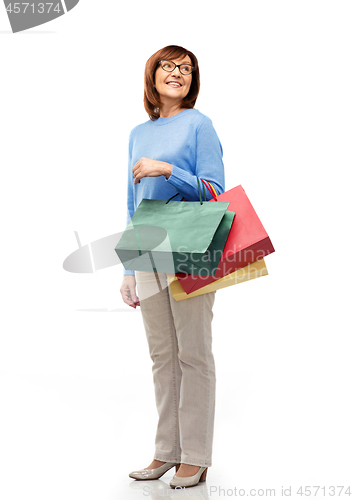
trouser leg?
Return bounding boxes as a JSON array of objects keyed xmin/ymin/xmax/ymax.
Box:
[
  {"xmin": 135, "ymin": 271, "xmax": 217, "ymax": 467},
  {"xmin": 135, "ymin": 271, "xmax": 182, "ymax": 463},
  {"xmin": 168, "ymin": 282, "xmax": 217, "ymax": 467}
]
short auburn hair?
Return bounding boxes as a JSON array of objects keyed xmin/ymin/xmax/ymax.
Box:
[{"xmin": 144, "ymin": 45, "xmax": 200, "ymax": 121}]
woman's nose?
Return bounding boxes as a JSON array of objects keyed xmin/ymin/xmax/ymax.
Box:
[{"xmin": 171, "ymin": 67, "xmax": 182, "ymax": 77}]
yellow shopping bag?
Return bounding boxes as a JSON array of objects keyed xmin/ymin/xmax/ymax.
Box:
[{"xmin": 167, "ymin": 258, "xmax": 268, "ymax": 301}]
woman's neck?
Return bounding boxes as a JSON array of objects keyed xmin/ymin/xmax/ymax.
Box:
[{"xmin": 159, "ymin": 102, "xmax": 186, "ymax": 118}]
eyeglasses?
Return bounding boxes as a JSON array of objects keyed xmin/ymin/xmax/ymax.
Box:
[{"xmin": 158, "ymin": 60, "xmax": 195, "ymax": 76}]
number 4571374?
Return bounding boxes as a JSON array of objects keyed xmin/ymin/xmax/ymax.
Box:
[{"xmin": 6, "ymin": 3, "xmax": 62, "ymax": 14}]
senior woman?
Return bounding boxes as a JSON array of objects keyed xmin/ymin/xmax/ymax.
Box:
[{"xmin": 120, "ymin": 45, "xmax": 225, "ymax": 489}]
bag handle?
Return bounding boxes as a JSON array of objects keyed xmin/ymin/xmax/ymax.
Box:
[
  {"xmin": 204, "ymin": 180, "xmax": 218, "ymax": 199},
  {"xmin": 196, "ymin": 176, "xmax": 207, "ymax": 205},
  {"xmin": 166, "ymin": 192, "xmax": 182, "ymax": 204},
  {"xmin": 201, "ymin": 179, "xmax": 218, "ymax": 201},
  {"xmin": 165, "ymin": 176, "xmax": 207, "ymax": 205}
]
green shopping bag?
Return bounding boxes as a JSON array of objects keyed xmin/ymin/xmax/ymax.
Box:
[{"xmin": 115, "ymin": 178, "xmax": 235, "ymax": 276}]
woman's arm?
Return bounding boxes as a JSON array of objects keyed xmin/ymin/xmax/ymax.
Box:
[
  {"xmin": 165, "ymin": 115, "xmax": 225, "ymax": 200},
  {"xmin": 123, "ymin": 131, "xmax": 136, "ymax": 277}
]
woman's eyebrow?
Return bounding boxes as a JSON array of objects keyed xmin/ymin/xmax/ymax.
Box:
[{"xmin": 170, "ymin": 59, "xmax": 192, "ymax": 64}]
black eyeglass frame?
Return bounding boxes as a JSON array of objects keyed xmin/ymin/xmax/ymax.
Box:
[{"xmin": 158, "ymin": 60, "xmax": 195, "ymax": 76}]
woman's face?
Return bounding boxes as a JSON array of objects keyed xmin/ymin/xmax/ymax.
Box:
[{"xmin": 154, "ymin": 55, "xmax": 193, "ymax": 106}]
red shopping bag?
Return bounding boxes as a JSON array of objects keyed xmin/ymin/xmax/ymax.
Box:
[{"xmin": 175, "ymin": 182, "xmax": 275, "ymax": 294}]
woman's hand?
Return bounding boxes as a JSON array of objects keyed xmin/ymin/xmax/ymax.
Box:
[
  {"xmin": 132, "ymin": 157, "xmax": 172, "ymax": 184},
  {"xmin": 120, "ymin": 275, "xmax": 140, "ymax": 308}
]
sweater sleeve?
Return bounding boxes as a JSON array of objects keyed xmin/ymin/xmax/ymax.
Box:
[
  {"xmin": 165, "ymin": 115, "xmax": 225, "ymax": 201},
  {"xmin": 123, "ymin": 131, "xmax": 136, "ymax": 277}
]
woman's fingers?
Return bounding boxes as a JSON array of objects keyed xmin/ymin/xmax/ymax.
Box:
[
  {"xmin": 124, "ymin": 286, "xmax": 138, "ymax": 307},
  {"xmin": 132, "ymin": 161, "xmax": 141, "ymax": 184},
  {"xmin": 122, "ymin": 287, "xmax": 138, "ymax": 308},
  {"xmin": 132, "ymin": 157, "xmax": 154, "ymax": 184},
  {"xmin": 132, "ymin": 159, "xmax": 142, "ymax": 176},
  {"xmin": 120, "ymin": 277, "xmax": 140, "ymax": 308}
]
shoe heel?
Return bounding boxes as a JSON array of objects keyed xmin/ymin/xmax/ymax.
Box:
[
  {"xmin": 175, "ymin": 464, "xmax": 181, "ymax": 473},
  {"xmin": 200, "ymin": 467, "xmax": 208, "ymax": 482}
]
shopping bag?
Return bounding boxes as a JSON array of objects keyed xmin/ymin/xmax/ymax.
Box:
[
  {"xmin": 176, "ymin": 184, "xmax": 275, "ymax": 294},
  {"xmin": 115, "ymin": 178, "xmax": 236, "ymax": 276},
  {"xmin": 167, "ymin": 258, "xmax": 268, "ymax": 301}
]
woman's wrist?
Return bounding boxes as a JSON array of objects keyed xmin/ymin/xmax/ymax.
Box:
[{"xmin": 160, "ymin": 162, "xmax": 172, "ymax": 179}]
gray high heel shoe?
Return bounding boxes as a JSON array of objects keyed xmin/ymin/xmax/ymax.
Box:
[
  {"xmin": 169, "ymin": 466, "xmax": 208, "ymax": 488},
  {"xmin": 129, "ymin": 462, "xmax": 180, "ymax": 480}
]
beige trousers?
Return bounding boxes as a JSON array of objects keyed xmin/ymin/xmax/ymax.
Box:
[{"xmin": 135, "ymin": 270, "xmax": 217, "ymax": 467}]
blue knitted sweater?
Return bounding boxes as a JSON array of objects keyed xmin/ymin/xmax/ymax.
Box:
[{"xmin": 124, "ymin": 108, "xmax": 226, "ymax": 276}]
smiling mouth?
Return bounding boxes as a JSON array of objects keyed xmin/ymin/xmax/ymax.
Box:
[{"xmin": 166, "ymin": 82, "xmax": 182, "ymax": 87}]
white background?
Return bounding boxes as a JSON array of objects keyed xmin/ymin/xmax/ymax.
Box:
[{"xmin": 1, "ymin": 1, "xmax": 352, "ymax": 499}]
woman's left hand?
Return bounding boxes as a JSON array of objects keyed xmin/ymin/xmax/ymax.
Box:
[{"xmin": 132, "ymin": 157, "xmax": 172, "ymax": 184}]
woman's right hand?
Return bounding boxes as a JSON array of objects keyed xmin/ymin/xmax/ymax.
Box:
[{"xmin": 120, "ymin": 275, "xmax": 140, "ymax": 308}]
